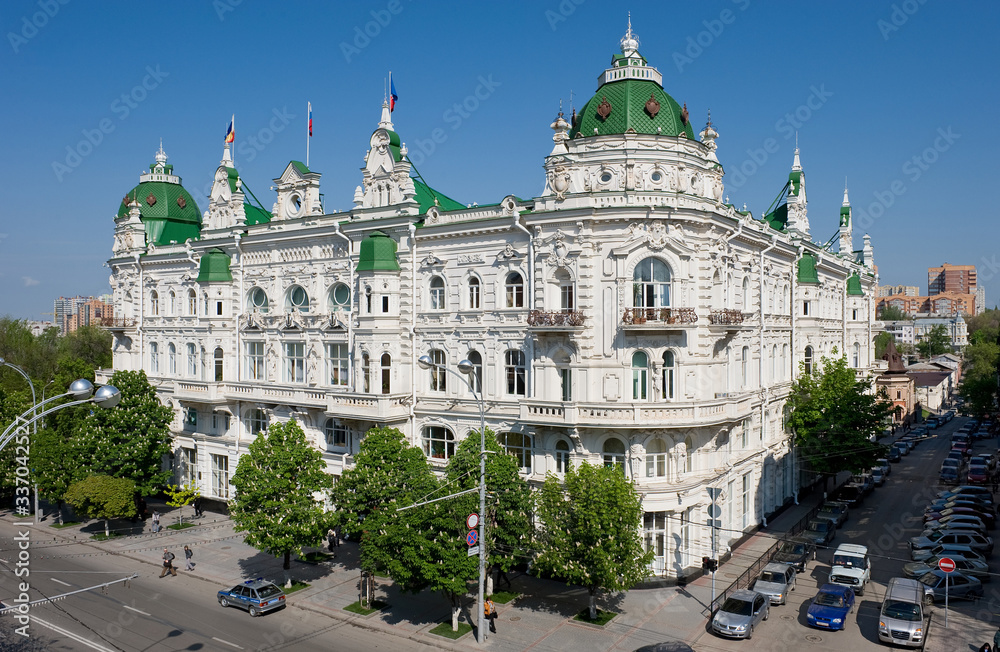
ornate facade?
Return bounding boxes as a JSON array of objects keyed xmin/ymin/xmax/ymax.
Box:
[{"xmin": 104, "ymin": 25, "xmax": 879, "ymax": 578}]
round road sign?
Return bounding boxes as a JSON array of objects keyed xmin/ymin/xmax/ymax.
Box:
[
  {"xmin": 466, "ymin": 530, "xmax": 479, "ymax": 547},
  {"xmin": 938, "ymin": 557, "xmax": 956, "ymax": 573},
  {"xmin": 467, "ymin": 513, "xmax": 479, "ymax": 530}
]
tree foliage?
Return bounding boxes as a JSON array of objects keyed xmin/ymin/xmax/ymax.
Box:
[
  {"xmin": 959, "ymin": 309, "xmax": 999, "ymax": 419},
  {"xmin": 878, "ymin": 306, "xmax": 911, "ymax": 322},
  {"xmin": 533, "ymin": 462, "xmax": 653, "ymax": 620},
  {"xmin": 230, "ymin": 419, "xmax": 334, "ymax": 574},
  {"xmin": 72, "ymin": 370, "xmax": 173, "ymax": 495},
  {"xmin": 786, "ymin": 352, "xmax": 891, "ymax": 475},
  {"xmin": 165, "ymin": 483, "xmax": 198, "ymax": 524},
  {"xmin": 917, "ymin": 324, "xmax": 952, "ymax": 358},
  {"xmin": 64, "ymin": 475, "xmax": 136, "ymax": 535}
]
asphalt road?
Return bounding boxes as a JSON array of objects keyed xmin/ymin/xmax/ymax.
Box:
[
  {"xmin": 0, "ymin": 529, "xmax": 438, "ymax": 652},
  {"xmin": 692, "ymin": 415, "xmax": 997, "ymax": 651}
]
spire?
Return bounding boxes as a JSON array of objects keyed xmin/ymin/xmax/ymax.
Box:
[
  {"xmin": 221, "ymin": 143, "xmax": 233, "ymax": 166},
  {"xmin": 620, "ymin": 13, "xmax": 639, "ymax": 56},
  {"xmin": 378, "ymin": 99, "xmax": 393, "ymax": 130},
  {"xmin": 155, "ymin": 139, "xmax": 167, "ymax": 165},
  {"xmin": 792, "ymin": 145, "xmax": 802, "ymax": 171},
  {"xmin": 842, "ymin": 179, "xmax": 850, "ymax": 207}
]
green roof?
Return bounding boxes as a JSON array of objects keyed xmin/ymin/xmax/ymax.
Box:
[
  {"xmin": 846, "ymin": 273, "xmax": 863, "ymax": 296},
  {"xmin": 117, "ymin": 181, "xmax": 202, "ymax": 247},
  {"xmin": 797, "ymin": 252, "xmax": 820, "ymax": 285},
  {"xmin": 244, "ymin": 203, "xmax": 271, "ymax": 226},
  {"xmin": 226, "ymin": 166, "xmax": 241, "ymax": 194},
  {"xmin": 840, "ymin": 205, "xmax": 851, "ymax": 226},
  {"xmin": 763, "ymin": 203, "xmax": 788, "ymax": 231},
  {"xmin": 196, "ymin": 248, "xmax": 233, "ymax": 283},
  {"xmin": 788, "ymin": 170, "xmax": 802, "ymax": 196},
  {"xmin": 290, "ymin": 160, "xmax": 311, "ymax": 176},
  {"xmin": 357, "ymin": 230, "xmax": 400, "ymax": 272},
  {"xmin": 571, "ymin": 79, "xmax": 695, "ymax": 139},
  {"xmin": 413, "ymin": 179, "xmax": 464, "ymax": 213}
]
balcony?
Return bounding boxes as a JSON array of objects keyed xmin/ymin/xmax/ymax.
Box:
[
  {"xmin": 521, "ymin": 395, "xmax": 755, "ymax": 428},
  {"xmin": 100, "ymin": 316, "xmax": 136, "ymax": 331},
  {"xmin": 527, "ymin": 310, "xmax": 586, "ymax": 331},
  {"xmin": 621, "ymin": 307, "xmax": 697, "ymax": 330},
  {"xmin": 708, "ymin": 309, "xmax": 753, "ymax": 332}
]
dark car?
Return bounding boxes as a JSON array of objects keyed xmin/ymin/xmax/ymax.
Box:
[
  {"xmin": 926, "ymin": 507, "xmax": 996, "ymax": 529},
  {"xmin": 940, "ymin": 467, "xmax": 962, "ymax": 485},
  {"xmin": 772, "ymin": 537, "xmax": 816, "ymax": 573},
  {"xmin": 802, "ymin": 519, "xmax": 836, "ymax": 547},
  {"xmin": 887, "ymin": 447, "xmax": 902, "ymax": 463},
  {"xmin": 805, "ymin": 584, "xmax": 855, "ymax": 631},
  {"xmin": 833, "ymin": 484, "xmax": 864, "ymax": 507},
  {"xmin": 851, "ymin": 474, "xmax": 875, "ymax": 496},
  {"xmin": 917, "ymin": 570, "xmax": 984, "ymax": 602},
  {"xmin": 218, "ymin": 578, "xmax": 286, "ymax": 616}
]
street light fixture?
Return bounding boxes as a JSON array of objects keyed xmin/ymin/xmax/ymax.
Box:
[
  {"xmin": 0, "ymin": 380, "xmax": 121, "ymax": 453},
  {"xmin": 416, "ymin": 354, "xmax": 488, "ymax": 644}
]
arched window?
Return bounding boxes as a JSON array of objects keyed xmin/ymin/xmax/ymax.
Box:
[
  {"xmin": 467, "ymin": 350, "xmax": 483, "ymax": 394},
  {"xmin": 632, "ymin": 351, "xmax": 648, "ymax": 400},
  {"xmin": 362, "ymin": 352, "xmax": 371, "ymax": 393},
  {"xmin": 555, "ymin": 439, "xmax": 570, "ymax": 474},
  {"xmin": 505, "ymin": 349, "xmax": 526, "ymax": 395},
  {"xmin": 782, "ymin": 344, "xmax": 789, "ymax": 380},
  {"xmin": 603, "ymin": 438, "xmax": 626, "ymax": 473},
  {"xmin": 287, "ymin": 285, "xmax": 309, "ymax": 312},
  {"xmin": 770, "ymin": 345, "xmax": 777, "ymax": 383},
  {"xmin": 249, "ymin": 287, "xmax": 269, "ymax": 313},
  {"xmin": 324, "ymin": 418, "xmax": 349, "ymax": 448},
  {"xmin": 247, "ymin": 408, "xmax": 268, "ymax": 435},
  {"xmin": 149, "ymin": 342, "xmax": 159, "ymax": 373},
  {"xmin": 726, "ymin": 273, "xmax": 734, "ymax": 308},
  {"xmin": 329, "ymin": 283, "xmax": 351, "ymax": 311},
  {"xmin": 150, "ymin": 290, "xmax": 159, "ymax": 316},
  {"xmin": 662, "ymin": 351, "xmax": 675, "ymax": 400},
  {"xmin": 187, "ymin": 343, "xmax": 197, "ymax": 376},
  {"xmin": 742, "ymin": 277, "xmax": 750, "ymax": 310},
  {"xmin": 768, "ymin": 283, "xmax": 775, "ymax": 313},
  {"xmin": 429, "ymin": 276, "xmax": 445, "ymax": 310},
  {"xmin": 646, "ymin": 438, "xmax": 668, "ymax": 478},
  {"xmin": 780, "ymin": 283, "xmax": 787, "ymax": 314},
  {"xmin": 711, "ymin": 271, "xmax": 723, "ymax": 308},
  {"xmin": 214, "ymin": 347, "xmax": 224, "ymax": 382},
  {"xmin": 852, "ymin": 342, "xmax": 861, "ymax": 368},
  {"xmin": 505, "ymin": 272, "xmax": 524, "ymax": 308},
  {"xmin": 804, "ymin": 345, "xmax": 814, "ymax": 375},
  {"xmin": 684, "ymin": 436, "xmax": 694, "ymax": 473},
  {"xmin": 168, "ymin": 343, "xmax": 177, "ymax": 374},
  {"xmin": 187, "ymin": 289, "xmax": 197, "ymax": 316},
  {"xmin": 741, "ymin": 346, "xmax": 749, "ymax": 387},
  {"xmin": 422, "ymin": 425, "xmax": 455, "ymax": 460},
  {"xmin": 467, "ymin": 276, "xmax": 481, "ymax": 310},
  {"xmin": 380, "ymin": 353, "xmax": 391, "ymax": 394},
  {"xmin": 429, "ymin": 349, "xmax": 446, "ymax": 391},
  {"xmin": 555, "ymin": 268, "xmax": 575, "ymax": 311},
  {"xmin": 632, "ymin": 258, "xmax": 671, "ymax": 309},
  {"xmin": 168, "ymin": 291, "xmax": 176, "ymax": 316},
  {"xmin": 498, "ymin": 432, "xmax": 532, "ymax": 473}
]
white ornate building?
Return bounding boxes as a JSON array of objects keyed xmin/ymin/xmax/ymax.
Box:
[{"xmin": 104, "ymin": 26, "xmax": 879, "ymax": 578}]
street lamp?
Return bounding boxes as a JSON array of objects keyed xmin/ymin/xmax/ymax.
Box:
[
  {"xmin": 0, "ymin": 380, "xmax": 121, "ymax": 453},
  {"xmin": 416, "ymin": 354, "xmax": 487, "ymax": 644},
  {"xmin": 0, "ymin": 358, "xmax": 38, "ymax": 434}
]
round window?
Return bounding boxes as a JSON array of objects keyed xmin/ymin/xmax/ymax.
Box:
[
  {"xmin": 600, "ymin": 172, "xmax": 612, "ymax": 183},
  {"xmin": 284, "ymin": 192, "xmax": 304, "ymax": 218},
  {"xmin": 250, "ymin": 288, "xmax": 268, "ymax": 309},
  {"xmin": 332, "ymin": 283, "xmax": 350, "ymax": 308},
  {"xmin": 290, "ymin": 286, "xmax": 308, "ymax": 308},
  {"xmin": 651, "ymin": 172, "xmax": 662, "ymax": 182}
]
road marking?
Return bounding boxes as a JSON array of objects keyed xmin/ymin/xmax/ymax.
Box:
[
  {"xmin": 123, "ymin": 605, "xmax": 151, "ymax": 616},
  {"xmin": 51, "ymin": 578, "xmax": 71, "ymax": 586},
  {"xmin": 212, "ymin": 636, "xmax": 244, "ymax": 649},
  {"xmin": 33, "ymin": 616, "xmax": 117, "ymax": 652}
]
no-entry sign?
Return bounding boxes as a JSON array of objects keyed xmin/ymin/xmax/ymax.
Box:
[{"xmin": 938, "ymin": 557, "xmax": 956, "ymax": 573}]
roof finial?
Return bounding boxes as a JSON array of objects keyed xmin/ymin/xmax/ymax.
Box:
[
  {"xmin": 621, "ymin": 12, "xmax": 639, "ymax": 55},
  {"xmin": 792, "ymin": 136, "xmax": 802, "ymax": 171},
  {"xmin": 843, "ymin": 177, "xmax": 850, "ymax": 206},
  {"xmin": 155, "ymin": 139, "xmax": 167, "ymax": 165}
]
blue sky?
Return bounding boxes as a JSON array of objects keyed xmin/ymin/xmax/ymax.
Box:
[{"xmin": 1, "ymin": 0, "xmax": 998, "ymax": 320}]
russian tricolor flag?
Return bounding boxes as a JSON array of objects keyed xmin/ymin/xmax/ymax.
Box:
[
  {"xmin": 390, "ymin": 78, "xmax": 398, "ymax": 113},
  {"xmin": 308, "ymin": 102, "xmax": 313, "ymax": 137},
  {"xmin": 225, "ymin": 115, "xmax": 235, "ymax": 144}
]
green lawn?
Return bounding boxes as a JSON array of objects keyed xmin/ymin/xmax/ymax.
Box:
[
  {"xmin": 50, "ymin": 521, "xmax": 80, "ymax": 529},
  {"xmin": 283, "ymin": 580, "xmax": 310, "ymax": 594},
  {"xmin": 429, "ymin": 621, "xmax": 473, "ymax": 639},
  {"xmin": 166, "ymin": 522, "xmax": 196, "ymax": 531},
  {"xmin": 343, "ymin": 599, "xmax": 387, "ymax": 615},
  {"xmin": 298, "ymin": 551, "xmax": 335, "ymax": 563},
  {"xmin": 89, "ymin": 532, "xmax": 121, "ymax": 541},
  {"xmin": 490, "ymin": 590, "xmax": 519, "ymax": 604},
  {"xmin": 573, "ymin": 609, "xmax": 617, "ymax": 626}
]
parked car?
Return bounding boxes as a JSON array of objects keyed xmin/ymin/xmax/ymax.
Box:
[
  {"xmin": 917, "ymin": 570, "xmax": 984, "ymax": 602},
  {"xmin": 923, "ymin": 514, "xmax": 988, "ymax": 533},
  {"xmin": 925, "ymin": 507, "xmax": 996, "ymax": 529},
  {"xmin": 953, "ymin": 441, "xmax": 972, "ymax": 456},
  {"xmin": 710, "ymin": 589, "xmax": 769, "ymax": 640},
  {"xmin": 896, "ymin": 440, "xmax": 912, "ymax": 455},
  {"xmin": 921, "ymin": 522, "xmax": 989, "ymax": 539},
  {"xmin": 903, "ymin": 554, "xmax": 990, "ymax": 582},
  {"xmin": 887, "ymin": 447, "xmax": 902, "ymax": 463},
  {"xmin": 805, "ymin": 584, "xmax": 855, "ymax": 631},
  {"xmin": 217, "ymin": 578, "xmax": 286, "ymax": 616},
  {"xmin": 911, "ymin": 543, "xmax": 986, "ymax": 564},
  {"xmin": 815, "ymin": 502, "xmax": 849, "ymax": 528},
  {"xmin": 940, "ymin": 467, "xmax": 961, "ymax": 485},
  {"xmin": 751, "ymin": 562, "xmax": 797, "ymax": 605},
  {"xmin": 910, "ymin": 531, "xmax": 993, "ymax": 558},
  {"xmin": 968, "ymin": 465, "xmax": 990, "ymax": 485},
  {"xmin": 833, "ymin": 484, "xmax": 865, "ymax": 507},
  {"xmin": 876, "ymin": 458, "xmax": 891, "ymax": 476},
  {"xmin": 802, "ymin": 519, "xmax": 836, "ymax": 547},
  {"xmin": 926, "ymin": 417, "xmax": 939, "ymax": 429},
  {"xmin": 851, "ymin": 474, "xmax": 875, "ymax": 496},
  {"xmin": 772, "ymin": 537, "xmax": 815, "ymax": 573},
  {"xmin": 940, "ymin": 485, "xmax": 994, "ymax": 500},
  {"xmin": 870, "ymin": 468, "xmax": 886, "ymax": 486},
  {"xmin": 878, "ymin": 577, "xmax": 929, "ymax": 648},
  {"xmin": 829, "ymin": 543, "xmax": 871, "ymax": 596}
]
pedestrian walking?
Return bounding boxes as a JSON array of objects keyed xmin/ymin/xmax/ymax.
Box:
[
  {"xmin": 184, "ymin": 545, "xmax": 194, "ymax": 571},
  {"xmin": 151, "ymin": 510, "xmax": 160, "ymax": 533},
  {"xmin": 484, "ymin": 597, "xmax": 497, "ymax": 634},
  {"xmin": 978, "ymin": 643, "xmax": 991, "ymax": 652},
  {"xmin": 333, "ymin": 524, "xmax": 341, "ymax": 547},
  {"xmin": 327, "ymin": 527, "xmax": 336, "ymax": 552},
  {"xmin": 160, "ymin": 548, "xmax": 177, "ymax": 577},
  {"xmin": 193, "ymin": 496, "xmax": 202, "ymax": 518}
]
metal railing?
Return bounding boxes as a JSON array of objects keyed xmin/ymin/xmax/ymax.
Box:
[
  {"xmin": 708, "ymin": 309, "xmax": 745, "ymax": 325},
  {"xmin": 621, "ymin": 307, "xmax": 697, "ymax": 325},
  {"xmin": 527, "ymin": 310, "xmax": 586, "ymax": 327}
]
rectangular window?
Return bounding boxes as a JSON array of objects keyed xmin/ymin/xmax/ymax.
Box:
[
  {"xmin": 643, "ymin": 512, "xmax": 668, "ymax": 576},
  {"xmin": 741, "ymin": 472, "xmax": 752, "ymax": 529},
  {"xmin": 561, "ymin": 284, "xmax": 575, "ymax": 311},
  {"xmin": 326, "ymin": 422, "xmax": 349, "ymax": 448},
  {"xmin": 505, "ymin": 350, "xmax": 526, "ymax": 396},
  {"xmin": 802, "ymin": 301, "xmax": 810, "ymax": 316},
  {"xmin": 852, "ymin": 308, "xmax": 858, "ymax": 320},
  {"xmin": 429, "ymin": 350, "xmax": 446, "ymax": 392},
  {"xmin": 184, "ymin": 408, "xmax": 197, "ymax": 429},
  {"xmin": 182, "ymin": 448, "xmax": 197, "ymax": 486},
  {"xmin": 187, "ymin": 344, "xmax": 198, "ymax": 376},
  {"xmin": 285, "ymin": 342, "xmax": 305, "ymax": 383},
  {"xmin": 150, "ymin": 343, "xmax": 159, "ymax": 373},
  {"xmin": 382, "ymin": 295, "xmax": 389, "ymax": 313},
  {"xmin": 212, "ymin": 412, "xmax": 230, "ymax": 434},
  {"xmin": 211, "ymin": 454, "xmax": 229, "ymax": 499},
  {"xmin": 216, "ymin": 301, "xmax": 223, "ymax": 316},
  {"xmin": 326, "ymin": 343, "xmax": 349, "ymax": 386},
  {"xmin": 246, "ymin": 342, "xmax": 265, "ymax": 381},
  {"xmin": 560, "ymin": 368, "xmax": 572, "ymax": 402},
  {"xmin": 469, "ymin": 280, "xmax": 481, "ymax": 309}
]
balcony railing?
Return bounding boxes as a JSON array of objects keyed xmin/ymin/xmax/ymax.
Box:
[
  {"xmin": 527, "ymin": 310, "xmax": 586, "ymax": 328},
  {"xmin": 622, "ymin": 307, "xmax": 697, "ymax": 326},
  {"xmin": 708, "ymin": 309, "xmax": 745, "ymax": 325},
  {"xmin": 99, "ymin": 316, "xmax": 135, "ymax": 329},
  {"xmin": 521, "ymin": 395, "xmax": 755, "ymax": 428}
]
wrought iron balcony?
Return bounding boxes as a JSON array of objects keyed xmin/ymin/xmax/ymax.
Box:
[
  {"xmin": 708, "ymin": 309, "xmax": 746, "ymax": 325},
  {"xmin": 621, "ymin": 307, "xmax": 697, "ymax": 327},
  {"xmin": 527, "ymin": 310, "xmax": 586, "ymax": 328}
]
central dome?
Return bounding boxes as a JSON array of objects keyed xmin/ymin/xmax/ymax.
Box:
[
  {"xmin": 116, "ymin": 145, "xmax": 201, "ymax": 246},
  {"xmin": 571, "ymin": 25, "xmax": 695, "ymax": 140}
]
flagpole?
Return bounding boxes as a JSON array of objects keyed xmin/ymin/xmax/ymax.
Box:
[{"xmin": 306, "ymin": 102, "xmax": 310, "ymax": 168}]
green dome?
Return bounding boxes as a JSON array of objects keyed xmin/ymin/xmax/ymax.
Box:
[
  {"xmin": 116, "ymin": 148, "xmax": 202, "ymax": 247},
  {"xmin": 356, "ymin": 230, "xmax": 400, "ymax": 272},
  {"xmin": 570, "ymin": 30, "xmax": 695, "ymax": 140},
  {"xmin": 196, "ymin": 248, "xmax": 233, "ymax": 283},
  {"xmin": 797, "ymin": 252, "xmax": 820, "ymax": 285},
  {"xmin": 846, "ymin": 273, "xmax": 863, "ymax": 296}
]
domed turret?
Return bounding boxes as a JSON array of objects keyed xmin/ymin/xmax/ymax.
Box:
[{"xmin": 116, "ymin": 144, "xmax": 201, "ymax": 246}]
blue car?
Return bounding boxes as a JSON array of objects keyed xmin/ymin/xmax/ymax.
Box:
[
  {"xmin": 217, "ymin": 578, "xmax": 286, "ymax": 616},
  {"xmin": 806, "ymin": 584, "xmax": 855, "ymax": 631}
]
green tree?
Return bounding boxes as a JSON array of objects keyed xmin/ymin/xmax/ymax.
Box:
[
  {"xmin": 959, "ymin": 310, "xmax": 999, "ymax": 419},
  {"xmin": 164, "ymin": 483, "xmax": 198, "ymax": 526},
  {"xmin": 230, "ymin": 419, "xmax": 334, "ymax": 581},
  {"xmin": 331, "ymin": 426, "xmax": 436, "ymax": 541},
  {"xmin": 786, "ymin": 352, "xmax": 892, "ymax": 476},
  {"xmin": 72, "ymin": 370, "xmax": 173, "ymax": 495},
  {"xmin": 32, "ymin": 427, "xmax": 80, "ymax": 523},
  {"xmin": 533, "ymin": 462, "xmax": 653, "ymax": 620},
  {"xmin": 874, "ymin": 331, "xmax": 894, "ymax": 360},
  {"xmin": 445, "ymin": 428, "xmax": 533, "ymax": 595},
  {"xmin": 64, "ymin": 475, "xmax": 136, "ymax": 536},
  {"xmin": 917, "ymin": 324, "xmax": 952, "ymax": 358},
  {"xmin": 878, "ymin": 306, "xmax": 911, "ymax": 321}
]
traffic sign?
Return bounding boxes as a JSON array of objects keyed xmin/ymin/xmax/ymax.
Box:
[
  {"xmin": 466, "ymin": 529, "xmax": 478, "ymax": 546},
  {"xmin": 938, "ymin": 557, "xmax": 956, "ymax": 573},
  {"xmin": 467, "ymin": 513, "xmax": 479, "ymax": 530},
  {"xmin": 467, "ymin": 546, "xmax": 480, "ymax": 557}
]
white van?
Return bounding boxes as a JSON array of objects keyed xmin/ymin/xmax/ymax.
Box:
[{"xmin": 878, "ymin": 577, "xmax": 928, "ymax": 648}]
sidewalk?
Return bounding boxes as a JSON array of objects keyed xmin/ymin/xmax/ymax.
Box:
[{"xmin": 11, "ymin": 493, "xmax": 823, "ymax": 651}]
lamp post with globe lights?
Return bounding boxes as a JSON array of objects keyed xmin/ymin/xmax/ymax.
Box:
[
  {"xmin": 415, "ymin": 355, "xmax": 487, "ymax": 644},
  {"xmin": 0, "ymin": 379, "xmax": 122, "ymax": 453}
]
